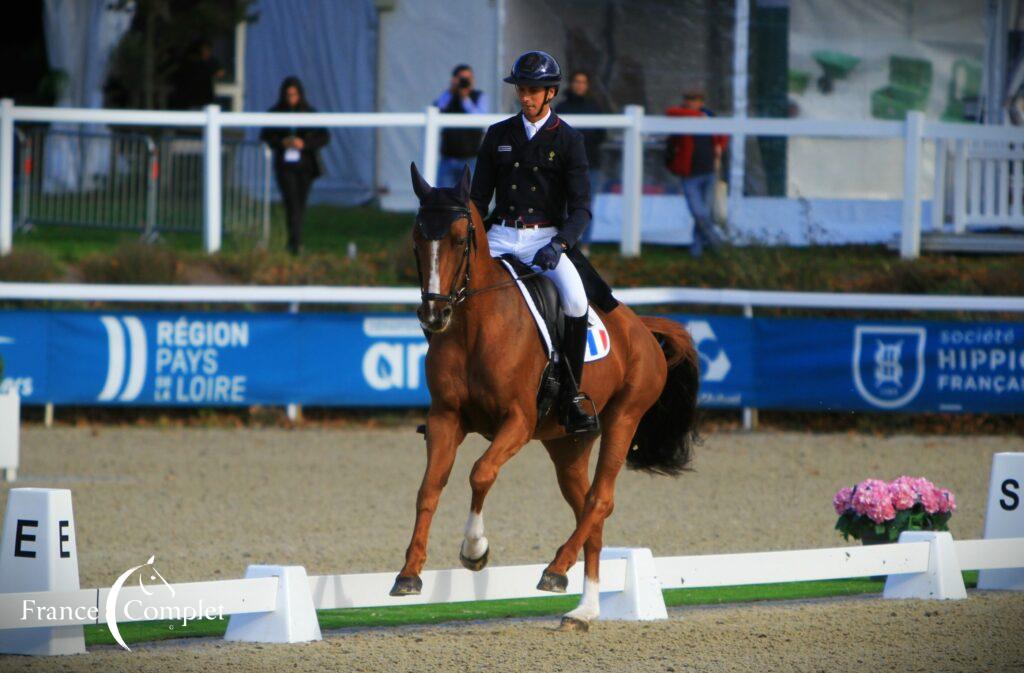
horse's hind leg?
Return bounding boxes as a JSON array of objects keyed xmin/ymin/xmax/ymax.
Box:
[
  {"xmin": 459, "ymin": 407, "xmax": 532, "ymax": 571},
  {"xmin": 543, "ymin": 435, "xmax": 602, "ymax": 631},
  {"xmin": 391, "ymin": 408, "xmax": 465, "ymax": 596}
]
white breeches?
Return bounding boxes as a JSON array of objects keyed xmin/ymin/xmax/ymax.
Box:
[{"xmin": 487, "ymin": 225, "xmax": 588, "ymax": 318}]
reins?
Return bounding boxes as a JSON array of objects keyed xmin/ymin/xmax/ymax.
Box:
[{"xmin": 415, "ymin": 205, "xmax": 540, "ymax": 306}]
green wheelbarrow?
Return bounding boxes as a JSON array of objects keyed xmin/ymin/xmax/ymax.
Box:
[{"xmin": 812, "ymin": 50, "xmax": 861, "ymax": 94}]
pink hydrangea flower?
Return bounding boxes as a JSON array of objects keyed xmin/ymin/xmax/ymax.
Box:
[
  {"xmin": 866, "ymin": 497, "xmax": 896, "ymax": 524},
  {"xmin": 936, "ymin": 488, "xmax": 956, "ymax": 514},
  {"xmin": 911, "ymin": 477, "xmax": 936, "ymax": 498},
  {"xmin": 833, "ymin": 487, "xmax": 854, "ymax": 515},
  {"xmin": 888, "ymin": 478, "xmax": 916, "ymax": 510},
  {"xmin": 919, "ymin": 485, "xmax": 943, "ymax": 514},
  {"xmin": 851, "ymin": 479, "xmax": 889, "ymax": 518}
]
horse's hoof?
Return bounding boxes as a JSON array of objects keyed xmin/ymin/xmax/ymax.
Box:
[
  {"xmin": 557, "ymin": 617, "xmax": 590, "ymax": 632},
  {"xmin": 537, "ymin": 570, "xmax": 569, "ymax": 593},
  {"xmin": 389, "ymin": 575, "xmax": 422, "ymax": 596},
  {"xmin": 459, "ymin": 545, "xmax": 489, "ymax": 571},
  {"xmin": 415, "ymin": 423, "xmax": 426, "ymax": 436}
]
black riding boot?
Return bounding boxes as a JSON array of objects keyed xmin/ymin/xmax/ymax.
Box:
[{"xmin": 560, "ymin": 315, "xmax": 600, "ymax": 434}]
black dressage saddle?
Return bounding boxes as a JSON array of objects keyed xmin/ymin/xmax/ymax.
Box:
[{"xmin": 496, "ymin": 254, "xmax": 565, "ymax": 353}]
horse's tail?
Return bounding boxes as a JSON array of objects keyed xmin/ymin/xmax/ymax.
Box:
[{"xmin": 628, "ymin": 316, "xmax": 701, "ymax": 476}]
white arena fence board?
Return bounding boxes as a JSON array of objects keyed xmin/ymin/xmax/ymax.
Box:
[
  {"xmin": 1, "ymin": 282, "xmax": 1022, "ymax": 313},
  {"xmin": 1, "ymin": 537, "xmax": 1020, "ymax": 631},
  {"xmin": 0, "ymin": 577, "xmax": 278, "ymax": 630},
  {"xmin": 953, "ymin": 537, "xmax": 1024, "ymax": 571},
  {"xmin": 0, "ymin": 589, "xmax": 97, "ymax": 629},
  {"xmin": 97, "ymin": 577, "xmax": 280, "ymax": 624},
  {"xmin": 654, "ymin": 542, "xmax": 931, "ymax": 590},
  {"xmin": 307, "ymin": 559, "xmax": 628, "ymax": 611}
]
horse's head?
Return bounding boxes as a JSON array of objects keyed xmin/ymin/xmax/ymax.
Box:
[{"xmin": 410, "ymin": 162, "xmax": 476, "ymax": 334}]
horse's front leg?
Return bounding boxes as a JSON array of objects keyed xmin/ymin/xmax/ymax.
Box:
[
  {"xmin": 458, "ymin": 407, "xmax": 533, "ymax": 571},
  {"xmin": 391, "ymin": 408, "xmax": 465, "ymax": 595}
]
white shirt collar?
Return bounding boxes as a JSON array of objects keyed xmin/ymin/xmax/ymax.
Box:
[{"xmin": 522, "ymin": 108, "xmax": 551, "ymax": 140}]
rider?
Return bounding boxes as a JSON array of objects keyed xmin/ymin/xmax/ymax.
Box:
[{"xmin": 470, "ymin": 50, "xmax": 599, "ymax": 435}]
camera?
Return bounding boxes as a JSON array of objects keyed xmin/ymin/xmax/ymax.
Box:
[{"xmin": 458, "ymin": 76, "xmax": 472, "ymax": 89}]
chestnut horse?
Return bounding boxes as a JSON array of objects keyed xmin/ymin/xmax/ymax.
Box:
[{"xmin": 391, "ymin": 164, "xmax": 700, "ymax": 630}]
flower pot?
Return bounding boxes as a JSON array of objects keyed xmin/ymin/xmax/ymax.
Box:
[{"xmin": 859, "ymin": 529, "xmax": 891, "ymax": 546}]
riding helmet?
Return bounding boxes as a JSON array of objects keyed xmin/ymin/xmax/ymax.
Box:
[{"xmin": 503, "ymin": 51, "xmax": 562, "ymax": 86}]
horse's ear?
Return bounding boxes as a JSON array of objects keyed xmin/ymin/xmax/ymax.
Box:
[
  {"xmin": 410, "ymin": 162, "xmax": 433, "ymax": 201},
  {"xmin": 456, "ymin": 164, "xmax": 472, "ymax": 205}
]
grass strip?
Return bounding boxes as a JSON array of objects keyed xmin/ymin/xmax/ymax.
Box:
[{"xmin": 83, "ymin": 571, "xmax": 979, "ymax": 647}]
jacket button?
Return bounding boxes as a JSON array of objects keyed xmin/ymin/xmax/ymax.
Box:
[
  {"xmin": 511, "ymin": 184, "xmax": 517, "ymax": 190},
  {"xmin": 533, "ymin": 166, "xmax": 538, "ymax": 172},
  {"xmin": 509, "ymin": 205, "xmax": 515, "ymax": 211},
  {"xmin": 531, "ymin": 186, "xmax": 536, "ymax": 191},
  {"xmin": 513, "ymin": 162, "xmax": 519, "ymax": 168},
  {"xmin": 528, "ymin": 208, "xmax": 534, "ymax": 213}
]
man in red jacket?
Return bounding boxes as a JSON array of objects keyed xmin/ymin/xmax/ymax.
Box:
[{"xmin": 666, "ymin": 90, "xmax": 728, "ymax": 257}]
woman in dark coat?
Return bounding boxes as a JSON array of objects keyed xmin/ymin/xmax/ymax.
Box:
[{"xmin": 260, "ymin": 76, "xmax": 329, "ymax": 255}]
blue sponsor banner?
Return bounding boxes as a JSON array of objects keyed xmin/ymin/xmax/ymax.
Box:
[
  {"xmin": 0, "ymin": 312, "xmax": 49, "ymax": 400},
  {"xmin": 0, "ymin": 311, "xmax": 433, "ymax": 407},
  {"xmin": 753, "ymin": 318, "xmax": 1024, "ymax": 413},
  {"xmin": 666, "ymin": 315, "xmax": 753, "ymax": 408},
  {"xmin": 0, "ymin": 310, "xmax": 1020, "ymax": 413}
]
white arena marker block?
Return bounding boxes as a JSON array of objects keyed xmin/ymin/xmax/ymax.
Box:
[
  {"xmin": 978, "ymin": 452, "xmax": 1024, "ymax": 591},
  {"xmin": 225, "ymin": 565, "xmax": 321, "ymax": 644},
  {"xmin": 883, "ymin": 531, "xmax": 966, "ymax": 601},
  {"xmin": 0, "ymin": 488, "xmax": 85, "ymax": 655},
  {"xmin": 0, "ymin": 390, "xmax": 18, "ymax": 482},
  {"xmin": 599, "ymin": 547, "xmax": 667, "ymax": 620}
]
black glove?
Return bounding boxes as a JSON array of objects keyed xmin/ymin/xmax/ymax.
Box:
[{"xmin": 531, "ymin": 238, "xmax": 566, "ymax": 271}]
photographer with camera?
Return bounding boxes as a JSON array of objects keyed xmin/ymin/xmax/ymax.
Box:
[{"xmin": 433, "ymin": 64, "xmax": 489, "ymax": 187}]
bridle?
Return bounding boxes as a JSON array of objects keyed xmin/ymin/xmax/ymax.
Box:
[
  {"xmin": 415, "ymin": 205, "xmax": 476, "ymax": 306},
  {"xmin": 414, "ymin": 204, "xmax": 539, "ymax": 307}
]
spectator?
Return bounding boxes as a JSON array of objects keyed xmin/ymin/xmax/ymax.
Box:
[
  {"xmin": 555, "ymin": 70, "xmax": 607, "ymax": 256},
  {"xmin": 260, "ymin": 76, "xmax": 330, "ymax": 256},
  {"xmin": 434, "ymin": 64, "xmax": 488, "ymax": 187},
  {"xmin": 666, "ymin": 90, "xmax": 728, "ymax": 257},
  {"xmin": 170, "ymin": 38, "xmax": 224, "ymax": 110}
]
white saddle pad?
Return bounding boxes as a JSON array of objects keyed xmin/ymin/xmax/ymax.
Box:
[{"xmin": 497, "ymin": 258, "xmax": 611, "ymax": 364}]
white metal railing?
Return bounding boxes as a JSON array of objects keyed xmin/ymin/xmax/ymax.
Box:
[
  {"xmin": 1, "ymin": 282, "xmax": 1023, "ymax": 312},
  {"xmin": 935, "ymin": 140, "xmax": 1024, "ymax": 232},
  {"xmin": 2, "ymin": 99, "xmax": 1023, "ymax": 259}
]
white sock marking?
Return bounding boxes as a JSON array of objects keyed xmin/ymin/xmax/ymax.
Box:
[
  {"xmin": 461, "ymin": 511, "xmax": 488, "ymax": 560},
  {"xmin": 564, "ymin": 577, "xmax": 600, "ymax": 622}
]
